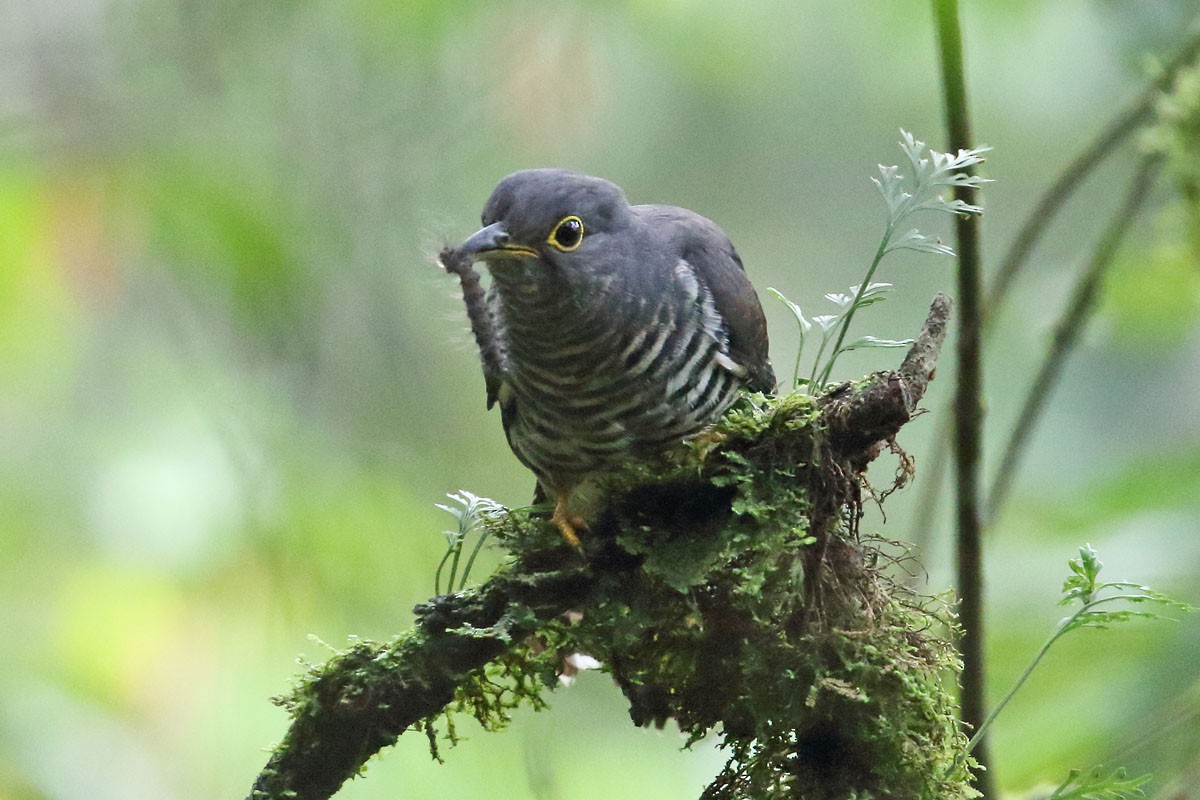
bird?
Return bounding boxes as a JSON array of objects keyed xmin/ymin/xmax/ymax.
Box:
[{"xmin": 444, "ymin": 168, "xmax": 774, "ymax": 548}]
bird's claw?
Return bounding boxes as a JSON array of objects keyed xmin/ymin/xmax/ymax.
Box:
[{"xmin": 551, "ymin": 502, "xmax": 586, "ymax": 551}]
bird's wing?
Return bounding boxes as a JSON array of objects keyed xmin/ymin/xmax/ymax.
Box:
[{"xmin": 646, "ymin": 206, "xmax": 776, "ymax": 393}]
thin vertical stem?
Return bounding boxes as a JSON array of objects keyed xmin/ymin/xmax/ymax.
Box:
[
  {"xmin": 932, "ymin": 1, "xmax": 993, "ymax": 796},
  {"xmin": 815, "ymin": 229, "xmax": 894, "ymax": 387}
]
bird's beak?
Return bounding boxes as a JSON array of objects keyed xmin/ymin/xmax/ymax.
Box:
[{"xmin": 459, "ymin": 222, "xmax": 539, "ymax": 260}]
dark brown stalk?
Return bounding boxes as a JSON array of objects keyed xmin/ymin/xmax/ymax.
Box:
[{"xmin": 932, "ymin": 0, "xmax": 992, "ymax": 795}]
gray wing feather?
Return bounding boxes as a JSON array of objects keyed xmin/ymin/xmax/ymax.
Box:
[{"xmin": 641, "ymin": 205, "xmax": 775, "ymax": 392}]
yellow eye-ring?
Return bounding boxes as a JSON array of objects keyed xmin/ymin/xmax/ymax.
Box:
[{"xmin": 548, "ymin": 215, "xmax": 584, "ymax": 252}]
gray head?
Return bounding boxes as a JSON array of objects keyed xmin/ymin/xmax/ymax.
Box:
[{"xmin": 459, "ymin": 169, "xmax": 633, "ymax": 271}]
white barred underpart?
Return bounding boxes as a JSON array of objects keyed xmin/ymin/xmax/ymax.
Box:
[{"xmin": 495, "ymin": 258, "xmax": 747, "ymax": 492}]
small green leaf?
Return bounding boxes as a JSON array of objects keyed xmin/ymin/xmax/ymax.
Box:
[
  {"xmin": 767, "ymin": 287, "xmax": 812, "ymax": 390},
  {"xmin": 434, "ymin": 490, "xmax": 504, "ymax": 593},
  {"xmin": 912, "ymin": 196, "xmax": 985, "ymax": 216},
  {"xmin": 824, "ymin": 291, "xmax": 853, "ymax": 308},
  {"xmin": 966, "ymin": 545, "xmax": 1193, "ymax": 759},
  {"xmin": 808, "ymin": 131, "xmax": 989, "ymax": 389},
  {"xmin": 812, "ymin": 314, "xmax": 839, "ymax": 331},
  {"xmin": 1060, "ymin": 544, "xmax": 1102, "ymax": 605},
  {"xmin": 842, "ymin": 335, "xmax": 916, "ymax": 352},
  {"xmin": 886, "ymin": 228, "xmax": 956, "ymax": 256},
  {"xmin": 767, "ymin": 288, "xmax": 812, "ymax": 333},
  {"xmin": 1047, "ymin": 764, "xmax": 1150, "ymax": 800}
]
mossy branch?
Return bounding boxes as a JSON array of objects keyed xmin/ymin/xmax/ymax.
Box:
[{"xmin": 248, "ymin": 294, "xmax": 968, "ymax": 800}]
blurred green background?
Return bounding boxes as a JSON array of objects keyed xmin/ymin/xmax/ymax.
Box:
[{"xmin": 2, "ymin": 1, "xmax": 1200, "ymax": 798}]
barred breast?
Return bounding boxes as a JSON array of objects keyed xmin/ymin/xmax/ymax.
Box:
[{"xmin": 491, "ymin": 258, "xmax": 748, "ymax": 494}]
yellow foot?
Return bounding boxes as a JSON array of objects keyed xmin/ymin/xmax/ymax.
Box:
[{"xmin": 551, "ymin": 499, "xmax": 585, "ymax": 550}]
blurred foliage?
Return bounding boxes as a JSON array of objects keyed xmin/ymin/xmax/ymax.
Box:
[{"xmin": 1, "ymin": 1, "xmax": 1199, "ymax": 799}]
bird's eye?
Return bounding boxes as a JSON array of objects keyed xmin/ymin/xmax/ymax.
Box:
[{"xmin": 548, "ymin": 215, "xmax": 584, "ymax": 252}]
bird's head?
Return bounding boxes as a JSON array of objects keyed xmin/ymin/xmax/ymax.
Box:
[{"xmin": 459, "ymin": 169, "xmax": 633, "ymax": 277}]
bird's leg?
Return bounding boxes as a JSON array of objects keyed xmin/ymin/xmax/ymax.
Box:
[{"xmin": 551, "ymin": 492, "xmax": 585, "ymax": 550}]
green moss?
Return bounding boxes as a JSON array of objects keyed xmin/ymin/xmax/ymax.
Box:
[
  {"xmin": 430, "ymin": 392, "xmax": 977, "ymax": 799},
  {"xmin": 257, "ymin": 390, "xmax": 974, "ymax": 798}
]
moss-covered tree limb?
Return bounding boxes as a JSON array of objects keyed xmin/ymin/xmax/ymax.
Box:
[
  {"xmin": 247, "ymin": 567, "xmax": 594, "ymax": 800},
  {"xmin": 248, "ymin": 293, "xmax": 965, "ymax": 800}
]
